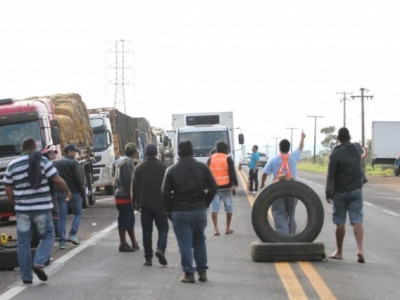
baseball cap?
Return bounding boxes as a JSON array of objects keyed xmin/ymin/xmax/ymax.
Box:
[
  {"xmin": 64, "ymin": 144, "xmax": 79, "ymax": 153},
  {"xmin": 145, "ymin": 143, "xmax": 158, "ymax": 156}
]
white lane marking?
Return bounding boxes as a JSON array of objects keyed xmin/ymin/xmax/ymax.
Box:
[
  {"xmin": 382, "ymin": 210, "xmax": 399, "ymax": 217},
  {"xmin": 0, "ymin": 222, "xmax": 118, "ymax": 300}
]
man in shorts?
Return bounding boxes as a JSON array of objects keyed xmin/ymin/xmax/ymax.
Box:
[
  {"xmin": 325, "ymin": 127, "xmax": 367, "ymax": 263},
  {"xmin": 207, "ymin": 141, "xmax": 238, "ymax": 236}
]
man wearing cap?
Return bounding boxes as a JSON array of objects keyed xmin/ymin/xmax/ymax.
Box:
[
  {"xmin": 114, "ymin": 142, "xmax": 140, "ymax": 252},
  {"xmin": 43, "ymin": 146, "xmax": 59, "ymax": 239},
  {"xmin": 132, "ymin": 143, "xmax": 168, "ymax": 266},
  {"xmin": 54, "ymin": 144, "xmax": 84, "ymax": 249}
]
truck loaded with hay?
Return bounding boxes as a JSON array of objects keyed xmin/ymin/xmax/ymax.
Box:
[{"xmin": 0, "ymin": 93, "xmax": 96, "ymax": 220}]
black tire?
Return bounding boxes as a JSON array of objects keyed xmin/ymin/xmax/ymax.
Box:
[
  {"xmin": 87, "ymin": 172, "xmax": 96, "ymax": 205},
  {"xmin": 105, "ymin": 185, "xmax": 114, "ymax": 195},
  {"xmin": 251, "ymin": 180, "xmax": 324, "ymax": 243},
  {"xmin": 251, "ymin": 241, "xmax": 326, "ymax": 262},
  {"xmin": 0, "ymin": 248, "xmax": 36, "ymax": 270}
]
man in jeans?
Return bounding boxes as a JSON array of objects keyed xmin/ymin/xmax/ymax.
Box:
[
  {"xmin": 4, "ymin": 137, "xmax": 70, "ymax": 283},
  {"xmin": 162, "ymin": 141, "xmax": 217, "ymax": 283},
  {"xmin": 248, "ymin": 145, "xmax": 260, "ymax": 194},
  {"xmin": 54, "ymin": 144, "xmax": 84, "ymax": 249},
  {"xmin": 132, "ymin": 144, "xmax": 168, "ymax": 266}
]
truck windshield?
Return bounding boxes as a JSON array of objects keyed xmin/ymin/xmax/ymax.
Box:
[
  {"xmin": 178, "ymin": 131, "xmax": 230, "ymax": 157},
  {"xmin": 93, "ymin": 131, "xmax": 108, "ymax": 152},
  {"xmin": 0, "ymin": 121, "xmax": 41, "ymax": 156}
]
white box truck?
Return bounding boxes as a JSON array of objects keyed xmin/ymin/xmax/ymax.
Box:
[
  {"xmin": 172, "ymin": 112, "xmax": 244, "ymax": 164},
  {"xmin": 371, "ymin": 121, "xmax": 400, "ymax": 166}
]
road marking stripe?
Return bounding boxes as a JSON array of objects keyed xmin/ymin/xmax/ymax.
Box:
[
  {"xmin": 298, "ymin": 262, "xmax": 337, "ymax": 300},
  {"xmin": 382, "ymin": 209, "xmax": 399, "ymax": 217},
  {"xmin": 238, "ymin": 167, "xmax": 337, "ymax": 299},
  {"xmin": 275, "ymin": 262, "xmax": 307, "ymax": 300}
]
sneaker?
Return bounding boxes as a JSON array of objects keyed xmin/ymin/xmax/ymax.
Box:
[
  {"xmin": 23, "ymin": 280, "xmax": 32, "ymax": 284},
  {"xmin": 180, "ymin": 273, "xmax": 195, "ymax": 283},
  {"xmin": 68, "ymin": 235, "xmax": 80, "ymax": 245},
  {"xmin": 119, "ymin": 243, "xmax": 135, "ymax": 252},
  {"xmin": 198, "ymin": 270, "xmax": 207, "ymax": 282},
  {"xmin": 60, "ymin": 241, "xmax": 66, "ymax": 249},
  {"xmin": 32, "ymin": 264, "xmax": 48, "ymax": 281},
  {"xmin": 155, "ymin": 249, "xmax": 168, "ymax": 266},
  {"xmin": 143, "ymin": 259, "xmax": 152, "ymax": 266}
]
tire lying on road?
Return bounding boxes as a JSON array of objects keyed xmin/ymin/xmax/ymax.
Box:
[
  {"xmin": 251, "ymin": 180, "xmax": 324, "ymax": 243},
  {"xmin": 251, "ymin": 241, "xmax": 326, "ymax": 262}
]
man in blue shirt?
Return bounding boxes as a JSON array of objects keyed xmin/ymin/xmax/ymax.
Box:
[
  {"xmin": 260, "ymin": 131, "xmax": 306, "ymax": 235},
  {"xmin": 248, "ymin": 145, "xmax": 260, "ymax": 194}
]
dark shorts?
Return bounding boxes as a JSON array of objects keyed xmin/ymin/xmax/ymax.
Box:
[
  {"xmin": 332, "ymin": 189, "xmax": 363, "ymax": 225},
  {"xmin": 116, "ymin": 204, "xmax": 135, "ymax": 230}
]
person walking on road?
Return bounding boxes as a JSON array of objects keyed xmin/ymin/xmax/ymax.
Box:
[
  {"xmin": 248, "ymin": 145, "xmax": 260, "ymax": 194},
  {"xmin": 3, "ymin": 137, "xmax": 71, "ymax": 284},
  {"xmin": 132, "ymin": 143, "xmax": 169, "ymax": 266},
  {"xmin": 162, "ymin": 141, "xmax": 217, "ymax": 283},
  {"xmin": 325, "ymin": 127, "xmax": 367, "ymax": 263},
  {"xmin": 260, "ymin": 131, "xmax": 306, "ymax": 235},
  {"xmin": 114, "ymin": 142, "xmax": 140, "ymax": 252},
  {"xmin": 54, "ymin": 144, "xmax": 85, "ymax": 249},
  {"xmin": 207, "ymin": 141, "xmax": 238, "ymax": 236}
]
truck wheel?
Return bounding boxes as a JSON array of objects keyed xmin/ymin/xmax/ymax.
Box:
[
  {"xmin": 251, "ymin": 241, "xmax": 326, "ymax": 262},
  {"xmin": 87, "ymin": 173, "xmax": 96, "ymax": 205},
  {"xmin": 251, "ymin": 180, "xmax": 324, "ymax": 243},
  {"xmin": 105, "ymin": 186, "xmax": 114, "ymax": 195},
  {"xmin": 0, "ymin": 248, "xmax": 36, "ymax": 270}
]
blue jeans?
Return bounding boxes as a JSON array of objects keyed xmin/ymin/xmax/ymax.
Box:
[
  {"xmin": 57, "ymin": 192, "xmax": 82, "ymax": 243},
  {"xmin": 210, "ymin": 190, "xmax": 233, "ymax": 213},
  {"xmin": 271, "ymin": 197, "xmax": 298, "ymax": 235},
  {"xmin": 16, "ymin": 210, "xmax": 54, "ymax": 282},
  {"xmin": 141, "ymin": 207, "xmax": 169, "ymax": 260},
  {"xmin": 172, "ymin": 209, "xmax": 208, "ymax": 274},
  {"xmin": 249, "ymin": 169, "xmax": 258, "ymax": 191}
]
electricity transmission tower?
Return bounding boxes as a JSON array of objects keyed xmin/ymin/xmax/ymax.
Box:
[{"xmin": 106, "ymin": 39, "xmax": 134, "ymax": 113}]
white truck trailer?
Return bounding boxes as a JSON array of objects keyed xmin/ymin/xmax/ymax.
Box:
[
  {"xmin": 371, "ymin": 121, "xmax": 400, "ymax": 166},
  {"xmin": 171, "ymin": 112, "xmax": 244, "ymax": 164}
]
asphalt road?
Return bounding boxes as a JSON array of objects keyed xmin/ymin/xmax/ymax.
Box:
[{"xmin": 0, "ymin": 168, "xmax": 399, "ymax": 300}]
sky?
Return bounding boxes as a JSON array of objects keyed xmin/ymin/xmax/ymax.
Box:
[{"xmin": 1, "ymin": 0, "xmax": 400, "ymax": 158}]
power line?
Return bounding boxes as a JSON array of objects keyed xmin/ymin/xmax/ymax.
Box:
[
  {"xmin": 336, "ymin": 91, "xmax": 353, "ymax": 127},
  {"xmin": 351, "ymin": 88, "xmax": 374, "ymax": 147},
  {"xmin": 307, "ymin": 115, "xmax": 324, "ymax": 163}
]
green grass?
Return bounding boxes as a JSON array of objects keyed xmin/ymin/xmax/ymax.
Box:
[{"xmin": 298, "ymin": 160, "xmax": 396, "ymax": 177}]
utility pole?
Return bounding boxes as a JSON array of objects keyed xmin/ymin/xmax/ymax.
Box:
[
  {"xmin": 351, "ymin": 88, "xmax": 374, "ymax": 147},
  {"xmin": 285, "ymin": 127, "xmax": 298, "ymax": 153},
  {"xmin": 336, "ymin": 91, "xmax": 352, "ymax": 127},
  {"xmin": 308, "ymin": 115, "xmax": 324, "ymax": 163},
  {"xmin": 272, "ymin": 137, "xmax": 280, "ymax": 156}
]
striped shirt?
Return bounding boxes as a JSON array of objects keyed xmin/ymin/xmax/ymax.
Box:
[{"xmin": 3, "ymin": 153, "xmax": 57, "ymax": 211}]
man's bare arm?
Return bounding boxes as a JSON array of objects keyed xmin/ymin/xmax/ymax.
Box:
[
  {"xmin": 50, "ymin": 175, "xmax": 71, "ymax": 200},
  {"xmin": 4, "ymin": 185, "xmax": 15, "ymax": 206}
]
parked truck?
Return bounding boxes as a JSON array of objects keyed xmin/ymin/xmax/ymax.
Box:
[
  {"xmin": 171, "ymin": 112, "xmax": 244, "ymax": 164},
  {"xmin": 371, "ymin": 121, "xmax": 400, "ymax": 167},
  {"xmin": 88, "ymin": 108, "xmax": 145, "ymax": 195},
  {"xmin": 0, "ymin": 93, "xmax": 96, "ymax": 220}
]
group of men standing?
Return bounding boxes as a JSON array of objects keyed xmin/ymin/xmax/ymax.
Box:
[{"xmin": 3, "ymin": 125, "xmax": 367, "ymax": 285}]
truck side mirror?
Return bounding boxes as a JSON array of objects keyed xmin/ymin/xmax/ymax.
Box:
[
  {"xmin": 238, "ymin": 133, "xmax": 244, "ymax": 145},
  {"xmin": 163, "ymin": 136, "xmax": 169, "ymax": 147},
  {"xmin": 50, "ymin": 119, "xmax": 60, "ymax": 145}
]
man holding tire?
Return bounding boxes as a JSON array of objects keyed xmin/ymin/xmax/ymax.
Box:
[{"xmin": 260, "ymin": 131, "xmax": 306, "ymax": 235}]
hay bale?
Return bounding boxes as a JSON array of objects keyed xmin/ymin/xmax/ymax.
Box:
[{"xmin": 25, "ymin": 93, "xmax": 93, "ymax": 150}]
